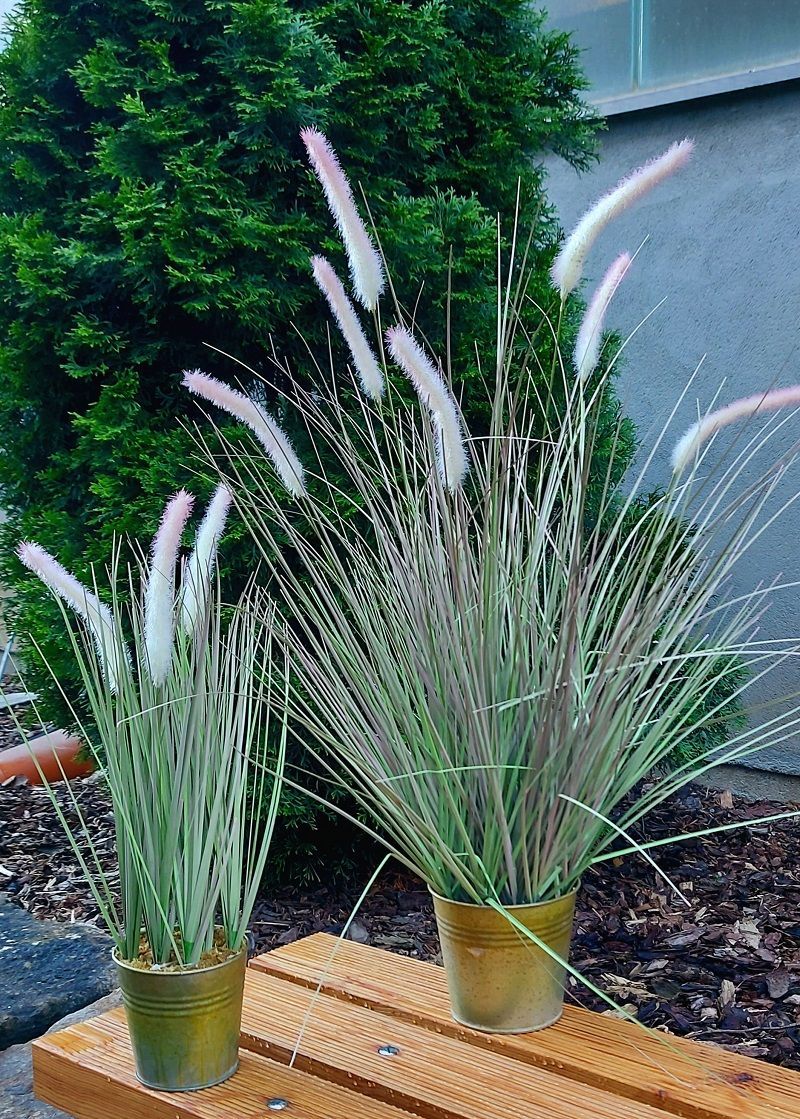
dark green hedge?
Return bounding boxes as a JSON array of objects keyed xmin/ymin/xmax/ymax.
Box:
[{"xmin": 0, "ymin": 0, "xmax": 605, "ymax": 711}]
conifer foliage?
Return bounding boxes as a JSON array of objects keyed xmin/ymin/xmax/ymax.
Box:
[{"xmin": 0, "ymin": 0, "xmax": 603, "ymax": 729}]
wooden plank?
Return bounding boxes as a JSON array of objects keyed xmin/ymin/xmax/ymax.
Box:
[
  {"xmin": 33, "ymin": 1007, "xmax": 415, "ymax": 1119},
  {"xmin": 251, "ymin": 932, "xmax": 800, "ymax": 1119},
  {"xmin": 240, "ymin": 965, "xmax": 679, "ymax": 1119}
]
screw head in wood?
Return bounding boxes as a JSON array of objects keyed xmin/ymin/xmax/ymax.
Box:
[
  {"xmin": 377, "ymin": 1044, "xmax": 400, "ymax": 1056},
  {"xmin": 267, "ymin": 1099, "xmax": 289, "ymax": 1110}
]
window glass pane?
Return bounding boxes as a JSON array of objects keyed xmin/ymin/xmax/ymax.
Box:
[
  {"xmin": 642, "ymin": 0, "xmax": 800, "ymax": 87},
  {"xmin": 545, "ymin": 1, "xmax": 634, "ymax": 101}
]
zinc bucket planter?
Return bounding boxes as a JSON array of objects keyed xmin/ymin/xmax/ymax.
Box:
[
  {"xmin": 114, "ymin": 945, "xmax": 247, "ymax": 1091},
  {"xmin": 431, "ymin": 889, "xmax": 577, "ymax": 1033}
]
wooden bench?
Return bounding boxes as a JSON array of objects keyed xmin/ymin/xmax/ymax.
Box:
[{"xmin": 32, "ymin": 931, "xmax": 800, "ymax": 1118}]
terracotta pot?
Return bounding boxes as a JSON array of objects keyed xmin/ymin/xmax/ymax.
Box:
[
  {"xmin": 114, "ymin": 945, "xmax": 246, "ymax": 1092},
  {"xmin": 431, "ymin": 888, "xmax": 577, "ymax": 1033},
  {"xmin": 0, "ymin": 731, "xmax": 92, "ymax": 785}
]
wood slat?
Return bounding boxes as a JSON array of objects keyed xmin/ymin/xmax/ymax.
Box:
[
  {"xmin": 33, "ymin": 933, "xmax": 800, "ymax": 1119},
  {"xmin": 240, "ymin": 966, "xmax": 680, "ymax": 1119},
  {"xmin": 251, "ymin": 932, "xmax": 800, "ymax": 1119},
  {"xmin": 32, "ymin": 1007, "xmax": 415, "ymax": 1119}
]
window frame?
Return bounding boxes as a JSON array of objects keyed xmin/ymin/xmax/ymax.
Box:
[{"xmin": 599, "ymin": 59, "xmax": 800, "ymax": 115}]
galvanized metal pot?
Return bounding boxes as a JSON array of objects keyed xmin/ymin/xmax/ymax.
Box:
[
  {"xmin": 114, "ymin": 945, "xmax": 246, "ymax": 1091},
  {"xmin": 431, "ymin": 889, "xmax": 577, "ymax": 1033}
]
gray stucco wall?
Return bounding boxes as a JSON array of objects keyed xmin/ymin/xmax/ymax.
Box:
[{"xmin": 544, "ymin": 81, "xmax": 800, "ymax": 782}]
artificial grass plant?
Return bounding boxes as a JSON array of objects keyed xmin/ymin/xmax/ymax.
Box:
[
  {"xmin": 184, "ymin": 135, "xmax": 800, "ymax": 908},
  {"xmin": 16, "ymin": 485, "xmax": 285, "ymax": 964}
]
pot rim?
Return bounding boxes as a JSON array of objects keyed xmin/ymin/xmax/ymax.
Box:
[
  {"xmin": 428, "ymin": 884, "xmax": 579, "ymax": 911},
  {"xmin": 113, "ymin": 940, "xmax": 246, "ymax": 975}
]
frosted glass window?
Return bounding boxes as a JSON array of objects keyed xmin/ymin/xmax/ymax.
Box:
[
  {"xmin": 545, "ymin": 1, "xmax": 633, "ymax": 101},
  {"xmin": 546, "ymin": 0, "xmax": 800, "ymax": 108},
  {"xmin": 643, "ymin": 0, "xmax": 800, "ymax": 87}
]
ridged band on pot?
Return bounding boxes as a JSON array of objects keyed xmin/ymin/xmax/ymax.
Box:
[
  {"xmin": 114, "ymin": 944, "xmax": 246, "ymax": 1092},
  {"xmin": 431, "ymin": 888, "xmax": 577, "ymax": 1034}
]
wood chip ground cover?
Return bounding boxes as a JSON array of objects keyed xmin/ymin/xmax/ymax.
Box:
[{"xmin": 1, "ymin": 746, "xmax": 798, "ymax": 1067}]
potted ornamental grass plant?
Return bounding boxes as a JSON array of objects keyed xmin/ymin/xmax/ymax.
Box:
[
  {"xmin": 16, "ymin": 485, "xmax": 285, "ymax": 1090},
  {"xmin": 183, "ymin": 132, "xmax": 800, "ymax": 1033}
]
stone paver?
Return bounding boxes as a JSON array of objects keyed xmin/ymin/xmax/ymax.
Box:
[
  {"xmin": 0, "ymin": 990, "xmax": 121, "ymax": 1118},
  {"xmin": 0, "ymin": 898, "xmax": 115, "ymax": 1048}
]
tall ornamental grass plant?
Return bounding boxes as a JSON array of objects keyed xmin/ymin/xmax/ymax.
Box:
[
  {"xmin": 17, "ymin": 486, "xmax": 285, "ymax": 965},
  {"xmin": 186, "ymin": 136, "xmax": 800, "ymax": 909}
]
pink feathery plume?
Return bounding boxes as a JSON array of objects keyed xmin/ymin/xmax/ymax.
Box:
[
  {"xmin": 552, "ymin": 139, "xmax": 693, "ymax": 298},
  {"xmin": 301, "ymin": 127, "xmax": 385, "ymax": 311},
  {"xmin": 311, "ymin": 256, "xmax": 384, "ymax": 399},
  {"xmin": 183, "ymin": 369, "xmax": 306, "ymax": 498},
  {"xmin": 386, "ymin": 324, "xmax": 469, "ymax": 491},
  {"xmin": 672, "ymin": 385, "xmax": 800, "ymax": 474},
  {"xmin": 145, "ymin": 489, "xmax": 194, "ymax": 686},
  {"xmin": 18, "ymin": 541, "xmax": 127, "ymax": 692},
  {"xmin": 574, "ymin": 253, "xmax": 631, "ymax": 382},
  {"xmin": 180, "ymin": 483, "xmax": 233, "ymax": 635}
]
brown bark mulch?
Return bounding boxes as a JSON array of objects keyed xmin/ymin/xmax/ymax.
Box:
[
  {"xmin": 1, "ymin": 768, "xmax": 798, "ymax": 1068},
  {"xmin": 0, "ymin": 707, "xmax": 30, "ymax": 752}
]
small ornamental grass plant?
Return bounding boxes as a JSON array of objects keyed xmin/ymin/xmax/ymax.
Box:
[
  {"xmin": 186, "ymin": 135, "xmax": 800, "ymax": 916},
  {"xmin": 17, "ymin": 486, "xmax": 284, "ymax": 967}
]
